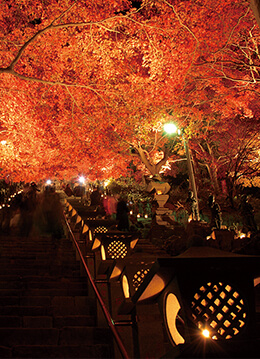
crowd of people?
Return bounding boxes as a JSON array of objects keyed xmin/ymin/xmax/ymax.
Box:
[
  {"xmin": 0, "ymin": 179, "xmax": 258, "ymax": 241},
  {"xmin": 0, "ymin": 182, "xmax": 64, "ymax": 239}
]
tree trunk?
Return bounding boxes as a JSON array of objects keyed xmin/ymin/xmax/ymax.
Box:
[
  {"xmin": 134, "ymin": 145, "xmax": 170, "ymax": 177},
  {"xmin": 205, "ymin": 162, "xmax": 220, "ymax": 194}
]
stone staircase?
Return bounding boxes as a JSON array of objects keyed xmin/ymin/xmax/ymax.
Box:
[{"xmin": 0, "ymin": 234, "xmax": 113, "ymax": 358}]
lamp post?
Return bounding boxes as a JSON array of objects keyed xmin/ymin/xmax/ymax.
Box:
[{"xmin": 163, "ymin": 123, "xmax": 200, "ymax": 220}]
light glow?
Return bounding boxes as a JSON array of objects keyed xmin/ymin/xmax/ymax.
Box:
[
  {"xmin": 122, "ymin": 275, "xmax": 130, "ymax": 298},
  {"xmin": 164, "ymin": 123, "xmax": 178, "ymax": 134},
  {"xmin": 202, "ymin": 329, "xmax": 210, "ymax": 338},
  {"xmin": 165, "ymin": 293, "xmax": 185, "ymax": 345},
  {"xmin": 101, "ymin": 245, "xmax": 106, "ymax": 260},
  {"xmin": 138, "ymin": 273, "xmax": 166, "ymax": 302},
  {"xmin": 104, "ymin": 179, "xmax": 111, "ymax": 187},
  {"xmin": 79, "ymin": 176, "xmax": 85, "ymax": 184}
]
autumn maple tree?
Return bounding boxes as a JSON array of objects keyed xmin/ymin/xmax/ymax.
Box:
[{"xmin": 0, "ymin": 0, "xmax": 259, "ymax": 197}]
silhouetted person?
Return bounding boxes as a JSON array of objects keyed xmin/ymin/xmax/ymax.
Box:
[
  {"xmin": 90, "ymin": 187, "xmax": 101, "ymax": 206},
  {"xmin": 116, "ymin": 196, "xmax": 129, "ymax": 231},
  {"xmin": 186, "ymin": 190, "xmax": 199, "ymax": 221},
  {"xmin": 41, "ymin": 187, "xmax": 64, "ymax": 239},
  {"xmin": 239, "ymin": 195, "xmax": 257, "ymax": 233},
  {"xmin": 107, "ymin": 194, "xmax": 118, "ymax": 219},
  {"xmin": 20, "ymin": 182, "xmax": 40, "ymax": 236},
  {"xmin": 64, "ymin": 183, "xmax": 73, "ymax": 197},
  {"xmin": 208, "ymin": 194, "xmax": 222, "ymax": 229}
]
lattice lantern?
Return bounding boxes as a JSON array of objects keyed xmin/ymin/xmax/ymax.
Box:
[
  {"xmin": 128, "ymin": 247, "xmax": 260, "ymax": 357},
  {"xmin": 120, "ymin": 258, "xmax": 155, "ymax": 300},
  {"xmin": 190, "ymin": 280, "xmax": 247, "ymax": 341},
  {"xmin": 96, "ymin": 232, "xmax": 139, "ymax": 276},
  {"xmin": 98, "ymin": 232, "xmax": 138, "ymax": 261}
]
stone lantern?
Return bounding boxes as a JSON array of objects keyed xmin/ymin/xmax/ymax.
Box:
[{"xmin": 146, "ymin": 174, "xmax": 171, "ymax": 226}]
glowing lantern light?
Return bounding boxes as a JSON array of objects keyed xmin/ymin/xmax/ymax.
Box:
[{"xmin": 202, "ymin": 329, "xmax": 210, "ymax": 338}]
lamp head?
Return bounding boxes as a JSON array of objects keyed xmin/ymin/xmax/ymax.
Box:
[{"xmin": 163, "ymin": 123, "xmax": 178, "ymax": 134}]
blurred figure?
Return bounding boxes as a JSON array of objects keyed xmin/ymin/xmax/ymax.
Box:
[
  {"xmin": 107, "ymin": 194, "xmax": 118, "ymax": 219},
  {"xmin": 186, "ymin": 190, "xmax": 199, "ymax": 221},
  {"xmin": 239, "ymin": 195, "xmax": 257, "ymax": 233},
  {"xmin": 90, "ymin": 186, "xmax": 102, "ymax": 207},
  {"xmin": 19, "ymin": 182, "xmax": 40, "ymax": 236},
  {"xmin": 64, "ymin": 183, "xmax": 73, "ymax": 197},
  {"xmin": 208, "ymin": 194, "xmax": 222, "ymax": 229},
  {"xmin": 40, "ymin": 186, "xmax": 64, "ymax": 239},
  {"xmin": 116, "ymin": 195, "xmax": 129, "ymax": 231}
]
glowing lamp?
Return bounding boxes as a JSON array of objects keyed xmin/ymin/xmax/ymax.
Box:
[
  {"xmin": 163, "ymin": 123, "xmax": 178, "ymax": 134},
  {"xmin": 114, "ymin": 257, "xmax": 156, "ymax": 315},
  {"xmin": 79, "ymin": 176, "xmax": 85, "ymax": 184},
  {"xmin": 119, "ymin": 247, "xmax": 260, "ymax": 358},
  {"xmin": 46, "ymin": 179, "xmax": 52, "ymax": 185},
  {"xmin": 96, "ymin": 232, "xmax": 139, "ymax": 276},
  {"xmin": 202, "ymin": 329, "xmax": 210, "ymax": 338}
]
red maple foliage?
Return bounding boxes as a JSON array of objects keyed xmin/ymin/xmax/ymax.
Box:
[{"xmin": 0, "ymin": 0, "xmax": 259, "ymax": 187}]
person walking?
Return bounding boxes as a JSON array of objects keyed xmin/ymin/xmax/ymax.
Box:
[
  {"xmin": 239, "ymin": 194, "xmax": 258, "ymax": 233},
  {"xmin": 186, "ymin": 190, "xmax": 199, "ymax": 221},
  {"xmin": 208, "ymin": 194, "xmax": 222, "ymax": 229},
  {"xmin": 116, "ymin": 195, "xmax": 129, "ymax": 231}
]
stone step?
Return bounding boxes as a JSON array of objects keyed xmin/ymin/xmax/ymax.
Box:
[
  {"xmin": 0, "ymin": 294, "xmax": 95, "ymax": 307},
  {"xmin": 0, "ymin": 296, "xmax": 96, "ymax": 316},
  {"xmin": 0, "ymin": 327, "xmax": 112, "ymax": 347},
  {"xmin": 0, "ymin": 246, "xmax": 74, "ymax": 254},
  {"xmin": 0, "ymin": 276, "xmax": 86, "ymax": 285},
  {"xmin": 0, "ymin": 315, "xmax": 95, "ymax": 329},
  {"xmin": 0, "ymin": 245, "xmax": 75, "ymax": 251},
  {"xmin": 0, "ymin": 279, "xmax": 87, "ymax": 290},
  {"xmin": 0, "ymin": 288, "xmax": 88, "ymax": 296},
  {"xmin": 0, "ymin": 267, "xmax": 81, "ymax": 276},
  {"xmin": 11, "ymin": 343, "xmax": 112, "ymax": 358},
  {"xmin": 53, "ymin": 315, "xmax": 96, "ymax": 328},
  {"xmin": 0, "ymin": 305, "xmax": 96, "ymax": 317},
  {"xmin": 0, "ymin": 247, "xmax": 75, "ymax": 254},
  {"xmin": 0, "ymin": 306, "xmax": 53, "ymax": 316},
  {"xmin": 0, "ymin": 252, "xmax": 77, "ymax": 258},
  {"xmin": 0, "ymin": 232, "xmax": 114, "ymax": 358},
  {"xmin": 0, "ymin": 328, "xmax": 60, "ymax": 346}
]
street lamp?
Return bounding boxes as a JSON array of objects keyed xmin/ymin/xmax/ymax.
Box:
[
  {"xmin": 163, "ymin": 123, "xmax": 200, "ymax": 220},
  {"xmin": 79, "ymin": 176, "xmax": 85, "ymax": 184}
]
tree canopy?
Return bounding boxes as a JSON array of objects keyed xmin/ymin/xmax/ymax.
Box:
[{"xmin": 0, "ymin": 0, "xmax": 259, "ymax": 186}]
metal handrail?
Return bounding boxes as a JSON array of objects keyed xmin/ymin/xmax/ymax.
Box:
[{"xmin": 63, "ymin": 213, "xmax": 130, "ymax": 359}]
